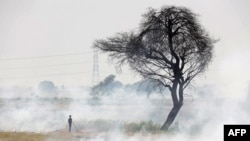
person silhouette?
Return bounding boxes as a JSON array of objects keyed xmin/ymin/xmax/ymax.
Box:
[{"xmin": 68, "ymin": 115, "xmax": 72, "ymax": 132}]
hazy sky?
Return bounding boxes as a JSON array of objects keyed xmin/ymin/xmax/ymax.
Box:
[{"xmin": 0, "ymin": 0, "xmax": 250, "ymax": 97}]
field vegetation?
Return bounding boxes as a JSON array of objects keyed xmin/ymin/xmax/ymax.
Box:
[
  {"xmin": 0, "ymin": 132, "xmax": 48, "ymax": 141},
  {"xmin": 0, "ymin": 120, "xmax": 165, "ymax": 141}
]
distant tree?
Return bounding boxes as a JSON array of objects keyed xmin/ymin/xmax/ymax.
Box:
[
  {"xmin": 39, "ymin": 80, "xmax": 56, "ymax": 93},
  {"xmin": 93, "ymin": 6, "xmax": 215, "ymax": 130},
  {"xmin": 90, "ymin": 74, "xmax": 123, "ymax": 97},
  {"xmin": 125, "ymin": 79, "xmax": 168, "ymax": 98}
]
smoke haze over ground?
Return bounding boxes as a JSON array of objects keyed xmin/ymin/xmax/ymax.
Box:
[
  {"xmin": 0, "ymin": 0, "xmax": 250, "ymax": 140},
  {"xmin": 0, "ymin": 80, "xmax": 249, "ymax": 141}
]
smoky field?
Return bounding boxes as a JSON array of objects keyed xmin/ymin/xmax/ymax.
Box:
[{"xmin": 0, "ymin": 85, "xmax": 249, "ymax": 141}]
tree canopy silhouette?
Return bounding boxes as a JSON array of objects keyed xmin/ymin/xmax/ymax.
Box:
[{"xmin": 93, "ymin": 6, "xmax": 215, "ymax": 130}]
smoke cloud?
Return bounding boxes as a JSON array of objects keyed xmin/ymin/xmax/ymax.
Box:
[{"xmin": 0, "ymin": 77, "xmax": 249, "ymax": 141}]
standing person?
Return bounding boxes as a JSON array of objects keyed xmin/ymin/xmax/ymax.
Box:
[{"xmin": 68, "ymin": 115, "xmax": 72, "ymax": 132}]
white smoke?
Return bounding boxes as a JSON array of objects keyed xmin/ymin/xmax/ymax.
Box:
[{"xmin": 0, "ymin": 80, "xmax": 249, "ymax": 141}]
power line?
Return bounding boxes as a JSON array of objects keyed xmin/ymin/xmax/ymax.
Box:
[
  {"xmin": 0, "ymin": 61, "xmax": 92, "ymax": 70},
  {"xmin": 0, "ymin": 71, "xmax": 134, "ymax": 80},
  {"xmin": 0, "ymin": 52, "xmax": 92, "ymax": 61},
  {"xmin": 0, "ymin": 71, "xmax": 92, "ymax": 80}
]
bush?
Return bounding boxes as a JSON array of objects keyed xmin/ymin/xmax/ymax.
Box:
[
  {"xmin": 123, "ymin": 120, "xmax": 161, "ymax": 133},
  {"xmin": 74, "ymin": 119, "xmax": 160, "ymax": 133}
]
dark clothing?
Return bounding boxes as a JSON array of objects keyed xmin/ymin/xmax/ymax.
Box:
[{"xmin": 68, "ymin": 117, "xmax": 72, "ymax": 132}]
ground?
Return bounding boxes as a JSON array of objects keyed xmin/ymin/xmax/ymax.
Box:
[
  {"xmin": 0, "ymin": 130, "xmax": 105, "ymax": 141},
  {"xmin": 0, "ymin": 130, "xmax": 166, "ymax": 141}
]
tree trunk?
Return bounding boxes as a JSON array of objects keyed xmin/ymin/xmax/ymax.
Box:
[
  {"xmin": 160, "ymin": 103, "xmax": 182, "ymax": 130},
  {"xmin": 161, "ymin": 81, "xmax": 184, "ymax": 131}
]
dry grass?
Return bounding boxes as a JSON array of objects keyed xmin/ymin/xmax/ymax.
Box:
[
  {"xmin": 0, "ymin": 120, "xmax": 164, "ymax": 141},
  {"xmin": 0, "ymin": 132, "xmax": 76, "ymax": 141},
  {"xmin": 0, "ymin": 132, "xmax": 47, "ymax": 141},
  {"xmin": 0, "ymin": 130, "xmax": 108, "ymax": 141}
]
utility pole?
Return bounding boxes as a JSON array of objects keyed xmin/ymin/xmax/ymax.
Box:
[{"xmin": 91, "ymin": 48, "xmax": 100, "ymax": 86}]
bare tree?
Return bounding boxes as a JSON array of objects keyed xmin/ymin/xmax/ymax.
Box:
[{"xmin": 93, "ymin": 6, "xmax": 215, "ymax": 131}]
